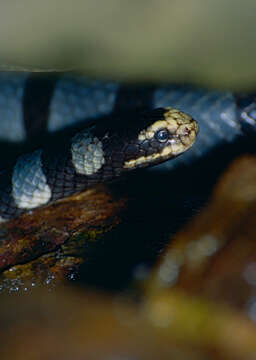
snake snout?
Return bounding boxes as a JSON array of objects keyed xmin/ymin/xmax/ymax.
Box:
[{"xmin": 123, "ymin": 107, "xmax": 199, "ymax": 169}]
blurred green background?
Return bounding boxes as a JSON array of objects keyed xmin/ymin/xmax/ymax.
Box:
[{"xmin": 1, "ymin": 0, "xmax": 256, "ymax": 89}]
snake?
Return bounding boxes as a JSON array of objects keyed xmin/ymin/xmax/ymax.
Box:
[{"xmin": 0, "ymin": 72, "xmax": 255, "ymax": 222}]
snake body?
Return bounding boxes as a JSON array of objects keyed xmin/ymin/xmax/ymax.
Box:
[
  {"xmin": 0, "ymin": 104, "xmax": 198, "ymax": 221},
  {"xmin": 0, "ymin": 72, "xmax": 255, "ymax": 221}
]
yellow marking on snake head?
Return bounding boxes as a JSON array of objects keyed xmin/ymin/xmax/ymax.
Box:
[{"xmin": 124, "ymin": 107, "xmax": 198, "ymax": 169}]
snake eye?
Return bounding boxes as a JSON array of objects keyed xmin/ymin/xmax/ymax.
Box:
[{"xmin": 155, "ymin": 129, "xmax": 169, "ymax": 143}]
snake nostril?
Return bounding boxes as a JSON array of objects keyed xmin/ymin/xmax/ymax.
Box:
[{"xmin": 178, "ymin": 125, "xmax": 190, "ymax": 137}]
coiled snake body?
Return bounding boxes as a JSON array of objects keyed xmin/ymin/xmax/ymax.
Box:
[
  {"xmin": 0, "ymin": 72, "xmax": 255, "ymax": 222},
  {"xmin": 0, "ymin": 101, "xmax": 198, "ymax": 221}
]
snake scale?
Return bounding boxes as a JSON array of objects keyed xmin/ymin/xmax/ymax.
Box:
[{"xmin": 0, "ymin": 72, "xmax": 255, "ymax": 222}]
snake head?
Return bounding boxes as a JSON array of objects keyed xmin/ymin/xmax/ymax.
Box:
[{"xmin": 121, "ymin": 107, "xmax": 199, "ymax": 170}]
